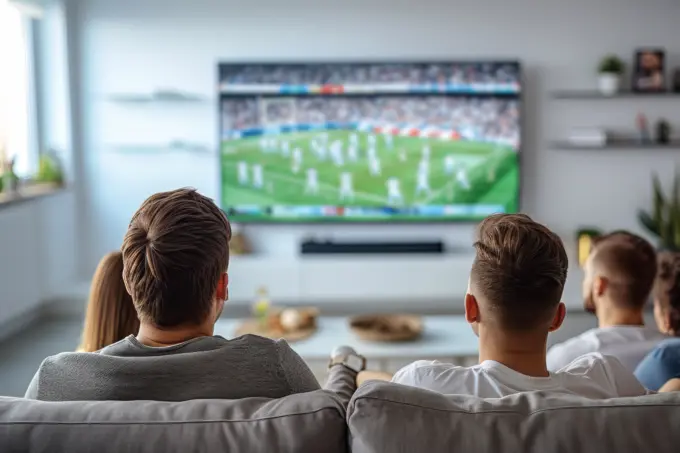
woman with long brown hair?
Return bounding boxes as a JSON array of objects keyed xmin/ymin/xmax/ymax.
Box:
[{"xmin": 78, "ymin": 251, "xmax": 139, "ymax": 352}]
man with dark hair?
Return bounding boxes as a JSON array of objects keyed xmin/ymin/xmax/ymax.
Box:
[
  {"xmin": 390, "ymin": 214, "xmax": 647, "ymax": 398},
  {"xmin": 25, "ymin": 189, "xmax": 365, "ymax": 401},
  {"xmin": 547, "ymin": 231, "xmax": 664, "ymax": 372}
]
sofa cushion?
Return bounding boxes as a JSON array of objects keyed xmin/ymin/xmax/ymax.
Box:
[
  {"xmin": 348, "ymin": 381, "xmax": 680, "ymax": 453},
  {"xmin": 0, "ymin": 390, "xmax": 347, "ymax": 453}
]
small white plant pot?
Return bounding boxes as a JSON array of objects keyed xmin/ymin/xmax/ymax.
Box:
[{"xmin": 598, "ymin": 73, "xmax": 621, "ymax": 95}]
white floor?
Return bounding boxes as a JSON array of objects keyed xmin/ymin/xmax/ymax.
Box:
[{"xmin": 0, "ymin": 312, "xmax": 614, "ymax": 398}]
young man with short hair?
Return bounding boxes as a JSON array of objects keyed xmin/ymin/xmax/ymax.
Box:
[
  {"xmin": 547, "ymin": 231, "xmax": 664, "ymax": 372},
  {"xmin": 25, "ymin": 189, "xmax": 354, "ymax": 401},
  {"xmin": 389, "ymin": 214, "xmax": 647, "ymax": 398}
]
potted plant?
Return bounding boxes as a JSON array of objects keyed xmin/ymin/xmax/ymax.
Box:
[
  {"xmin": 638, "ymin": 172, "xmax": 680, "ymax": 250},
  {"xmin": 598, "ymin": 55, "xmax": 625, "ymax": 95},
  {"xmin": 35, "ymin": 150, "xmax": 64, "ymax": 186}
]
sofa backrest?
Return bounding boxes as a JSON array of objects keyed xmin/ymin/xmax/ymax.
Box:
[
  {"xmin": 348, "ymin": 381, "xmax": 680, "ymax": 453},
  {"xmin": 0, "ymin": 390, "xmax": 347, "ymax": 453}
]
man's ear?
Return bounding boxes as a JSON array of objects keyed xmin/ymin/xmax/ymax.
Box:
[
  {"xmin": 593, "ymin": 276, "xmax": 608, "ymax": 297},
  {"xmin": 465, "ymin": 293, "xmax": 479, "ymax": 324},
  {"xmin": 216, "ymin": 272, "xmax": 229, "ymax": 301},
  {"xmin": 549, "ymin": 302, "xmax": 566, "ymax": 332}
]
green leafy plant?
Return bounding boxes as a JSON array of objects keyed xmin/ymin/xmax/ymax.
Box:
[
  {"xmin": 638, "ymin": 172, "xmax": 680, "ymax": 250},
  {"xmin": 598, "ymin": 55, "xmax": 625, "ymax": 75},
  {"xmin": 35, "ymin": 151, "xmax": 64, "ymax": 185}
]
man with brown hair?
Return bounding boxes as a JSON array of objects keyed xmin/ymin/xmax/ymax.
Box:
[
  {"xmin": 391, "ymin": 214, "xmax": 647, "ymax": 398},
  {"xmin": 547, "ymin": 231, "xmax": 664, "ymax": 372},
  {"xmin": 25, "ymin": 188, "xmax": 339, "ymax": 401}
]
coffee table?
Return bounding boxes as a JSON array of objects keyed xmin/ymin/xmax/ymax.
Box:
[{"xmin": 215, "ymin": 315, "xmax": 479, "ymax": 372}]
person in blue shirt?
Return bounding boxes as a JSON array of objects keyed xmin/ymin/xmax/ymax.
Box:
[{"xmin": 634, "ymin": 252, "xmax": 680, "ymax": 391}]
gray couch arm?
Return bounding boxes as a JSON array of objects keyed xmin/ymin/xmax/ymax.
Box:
[{"xmin": 323, "ymin": 364, "xmax": 358, "ymax": 408}]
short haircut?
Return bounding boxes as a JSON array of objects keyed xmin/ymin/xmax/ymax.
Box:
[
  {"xmin": 654, "ymin": 251, "xmax": 680, "ymax": 333},
  {"xmin": 470, "ymin": 213, "xmax": 568, "ymax": 331},
  {"xmin": 589, "ymin": 231, "xmax": 656, "ymax": 310},
  {"xmin": 122, "ymin": 188, "xmax": 231, "ymax": 327}
]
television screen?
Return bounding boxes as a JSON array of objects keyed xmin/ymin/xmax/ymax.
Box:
[{"xmin": 218, "ymin": 62, "xmax": 520, "ymax": 222}]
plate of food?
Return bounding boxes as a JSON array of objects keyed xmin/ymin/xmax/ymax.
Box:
[{"xmin": 349, "ymin": 314, "xmax": 423, "ymax": 342}]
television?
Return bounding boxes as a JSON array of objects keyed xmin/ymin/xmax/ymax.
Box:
[{"xmin": 218, "ymin": 61, "xmax": 521, "ymax": 222}]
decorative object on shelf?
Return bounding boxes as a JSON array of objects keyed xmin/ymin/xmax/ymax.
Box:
[
  {"xmin": 107, "ymin": 89, "xmax": 206, "ymax": 103},
  {"xmin": 552, "ymin": 139, "xmax": 680, "ymax": 150},
  {"xmin": 0, "ymin": 146, "xmax": 18, "ymax": 195},
  {"xmin": 638, "ymin": 172, "xmax": 680, "ymax": 251},
  {"xmin": 576, "ymin": 228, "xmax": 602, "ymax": 267},
  {"xmin": 35, "ymin": 149, "xmax": 64, "ymax": 185},
  {"xmin": 567, "ymin": 128, "xmax": 606, "ymax": 148},
  {"xmin": 656, "ymin": 119, "xmax": 672, "ymax": 144},
  {"xmin": 636, "ymin": 113, "xmax": 652, "ymax": 143},
  {"xmin": 229, "ymin": 223, "xmax": 252, "ymax": 255},
  {"xmin": 597, "ymin": 54, "xmax": 625, "ymax": 95},
  {"xmin": 235, "ymin": 305, "xmax": 319, "ymax": 342},
  {"xmin": 673, "ymin": 68, "xmax": 680, "ymax": 92},
  {"xmin": 349, "ymin": 314, "xmax": 423, "ymax": 342},
  {"xmin": 633, "ymin": 48, "xmax": 665, "ymax": 92}
]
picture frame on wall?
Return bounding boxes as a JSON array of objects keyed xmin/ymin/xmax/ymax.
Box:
[{"xmin": 633, "ymin": 48, "xmax": 666, "ymax": 92}]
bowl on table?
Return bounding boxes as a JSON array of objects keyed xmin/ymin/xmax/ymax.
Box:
[{"xmin": 349, "ymin": 314, "xmax": 423, "ymax": 342}]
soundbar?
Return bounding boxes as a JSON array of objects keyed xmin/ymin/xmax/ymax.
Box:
[{"xmin": 301, "ymin": 240, "xmax": 444, "ymax": 255}]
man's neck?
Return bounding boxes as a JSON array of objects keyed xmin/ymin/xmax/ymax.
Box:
[
  {"xmin": 596, "ymin": 305, "xmax": 645, "ymax": 329},
  {"xmin": 136, "ymin": 322, "xmax": 214, "ymax": 347},
  {"xmin": 478, "ymin": 328, "xmax": 549, "ymax": 377}
]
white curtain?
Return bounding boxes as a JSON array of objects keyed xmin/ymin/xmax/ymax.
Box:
[{"xmin": 0, "ymin": 0, "xmax": 31, "ymax": 175}]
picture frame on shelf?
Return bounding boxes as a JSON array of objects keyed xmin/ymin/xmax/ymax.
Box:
[{"xmin": 633, "ymin": 48, "xmax": 666, "ymax": 93}]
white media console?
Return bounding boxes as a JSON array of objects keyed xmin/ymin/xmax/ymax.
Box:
[{"xmin": 226, "ymin": 254, "xmax": 475, "ymax": 305}]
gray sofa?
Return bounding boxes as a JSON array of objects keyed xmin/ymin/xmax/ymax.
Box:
[
  {"xmin": 3, "ymin": 380, "xmax": 680, "ymax": 453},
  {"xmin": 349, "ymin": 381, "xmax": 680, "ymax": 453},
  {"xmin": 0, "ymin": 390, "xmax": 347, "ymax": 453}
]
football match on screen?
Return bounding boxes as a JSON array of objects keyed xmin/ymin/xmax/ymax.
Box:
[{"xmin": 218, "ymin": 62, "xmax": 521, "ymax": 222}]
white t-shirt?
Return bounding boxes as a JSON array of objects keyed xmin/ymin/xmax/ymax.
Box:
[
  {"xmin": 392, "ymin": 353, "xmax": 648, "ymax": 399},
  {"xmin": 546, "ymin": 326, "xmax": 666, "ymax": 373}
]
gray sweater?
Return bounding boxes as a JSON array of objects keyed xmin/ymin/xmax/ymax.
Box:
[{"xmin": 24, "ymin": 334, "xmax": 321, "ymax": 401}]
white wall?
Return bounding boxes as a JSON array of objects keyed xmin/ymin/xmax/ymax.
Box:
[
  {"xmin": 72, "ymin": 0, "xmax": 680, "ymax": 307},
  {"xmin": 0, "ymin": 192, "xmax": 77, "ymax": 325}
]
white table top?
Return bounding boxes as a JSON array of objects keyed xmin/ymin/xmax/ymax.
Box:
[{"xmin": 215, "ymin": 315, "xmax": 479, "ymax": 360}]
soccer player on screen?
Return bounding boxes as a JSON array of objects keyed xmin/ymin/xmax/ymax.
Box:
[
  {"xmin": 339, "ymin": 172, "xmax": 354, "ymax": 202},
  {"xmin": 281, "ymin": 140, "xmax": 290, "ymax": 157},
  {"xmin": 386, "ymin": 177, "xmax": 404, "ymax": 206},
  {"xmin": 368, "ymin": 134, "xmax": 377, "ymax": 149},
  {"xmin": 457, "ymin": 166, "xmax": 470, "ymax": 190},
  {"xmin": 237, "ymin": 161, "xmax": 249, "ymax": 185},
  {"xmin": 350, "ymin": 133, "xmax": 359, "ymax": 148},
  {"xmin": 305, "ymin": 168, "xmax": 319, "ymax": 195},
  {"xmin": 384, "ymin": 133, "xmax": 394, "ymax": 149},
  {"xmin": 422, "ymin": 145, "xmax": 431, "ymax": 160},
  {"xmin": 415, "ymin": 164, "xmax": 431, "ymax": 197},
  {"xmin": 444, "ymin": 155, "xmax": 456, "ymax": 174},
  {"xmin": 418, "ymin": 158, "xmax": 429, "ymax": 174},
  {"xmin": 292, "ymin": 147, "xmax": 303, "ymax": 174},
  {"xmin": 367, "ymin": 146, "xmax": 377, "ymax": 162},
  {"xmin": 330, "ymin": 140, "xmax": 344, "ymax": 167},
  {"xmin": 252, "ymin": 164, "xmax": 264, "ymax": 189},
  {"xmin": 369, "ymin": 156, "xmax": 381, "ymax": 176},
  {"xmin": 348, "ymin": 144, "xmax": 359, "ymax": 162}
]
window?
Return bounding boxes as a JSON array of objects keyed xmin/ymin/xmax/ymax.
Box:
[{"xmin": 0, "ymin": 0, "xmax": 35, "ymax": 178}]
